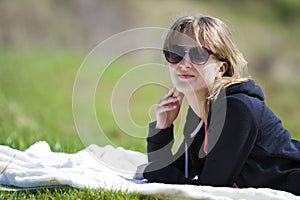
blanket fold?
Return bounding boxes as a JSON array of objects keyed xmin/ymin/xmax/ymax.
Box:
[{"xmin": 0, "ymin": 141, "xmax": 299, "ymax": 200}]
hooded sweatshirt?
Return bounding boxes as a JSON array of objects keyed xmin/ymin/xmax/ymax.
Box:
[{"xmin": 143, "ymin": 80, "xmax": 300, "ymax": 196}]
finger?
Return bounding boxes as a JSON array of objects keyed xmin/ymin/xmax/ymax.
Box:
[
  {"xmin": 133, "ymin": 173, "xmax": 142, "ymax": 180},
  {"xmin": 158, "ymin": 97, "xmax": 178, "ymax": 106},
  {"xmin": 164, "ymin": 86, "xmax": 176, "ymax": 98},
  {"xmin": 177, "ymin": 92, "xmax": 184, "ymax": 104},
  {"xmin": 157, "ymin": 105, "xmax": 177, "ymax": 113}
]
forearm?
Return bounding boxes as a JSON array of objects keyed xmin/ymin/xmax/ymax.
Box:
[
  {"xmin": 145, "ymin": 121, "xmax": 196, "ymax": 184},
  {"xmin": 143, "ymin": 161, "xmax": 199, "ymax": 185},
  {"xmin": 147, "ymin": 121, "xmax": 174, "ymax": 162}
]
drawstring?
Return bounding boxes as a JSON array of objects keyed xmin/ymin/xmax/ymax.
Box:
[
  {"xmin": 204, "ymin": 123, "xmax": 209, "ymax": 154},
  {"xmin": 185, "ymin": 122, "xmax": 236, "ymax": 186},
  {"xmin": 185, "ymin": 143, "xmax": 188, "ymax": 178},
  {"xmin": 185, "ymin": 120, "xmax": 207, "ymax": 178}
]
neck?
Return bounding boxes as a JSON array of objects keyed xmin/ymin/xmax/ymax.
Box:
[{"xmin": 184, "ymin": 89, "xmax": 208, "ymax": 123}]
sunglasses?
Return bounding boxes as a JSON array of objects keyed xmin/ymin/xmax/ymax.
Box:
[{"xmin": 164, "ymin": 45, "xmax": 224, "ymax": 65}]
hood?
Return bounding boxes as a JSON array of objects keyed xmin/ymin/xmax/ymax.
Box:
[{"xmin": 226, "ymin": 80, "xmax": 265, "ymax": 101}]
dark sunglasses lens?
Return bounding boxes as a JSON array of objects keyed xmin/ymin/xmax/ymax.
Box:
[
  {"xmin": 189, "ymin": 47, "xmax": 210, "ymax": 64},
  {"xmin": 164, "ymin": 45, "xmax": 185, "ymax": 64},
  {"xmin": 164, "ymin": 51, "xmax": 182, "ymax": 63}
]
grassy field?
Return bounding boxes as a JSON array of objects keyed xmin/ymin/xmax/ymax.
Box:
[
  {"xmin": 1, "ymin": 43, "xmax": 300, "ymax": 200},
  {"xmin": 0, "ymin": 48, "xmax": 164, "ymax": 199},
  {"xmin": 0, "ymin": 187, "xmax": 156, "ymax": 200}
]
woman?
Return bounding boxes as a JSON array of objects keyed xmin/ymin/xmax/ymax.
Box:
[{"xmin": 134, "ymin": 15, "xmax": 300, "ymax": 195}]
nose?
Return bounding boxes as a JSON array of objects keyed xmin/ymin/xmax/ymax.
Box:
[{"xmin": 178, "ymin": 53, "xmax": 192, "ymax": 70}]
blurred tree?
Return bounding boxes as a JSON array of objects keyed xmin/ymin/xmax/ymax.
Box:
[{"xmin": 271, "ymin": 0, "xmax": 300, "ymax": 24}]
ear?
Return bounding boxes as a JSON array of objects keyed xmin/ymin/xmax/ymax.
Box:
[{"xmin": 219, "ymin": 62, "xmax": 228, "ymax": 77}]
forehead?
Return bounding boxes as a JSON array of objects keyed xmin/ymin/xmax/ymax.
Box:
[{"xmin": 168, "ymin": 32, "xmax": 201, "ymax": 47}]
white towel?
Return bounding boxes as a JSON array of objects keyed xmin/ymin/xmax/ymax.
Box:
[{"xmin": 0, "ymin": 141, "xmax": 299, "ymax": 200}]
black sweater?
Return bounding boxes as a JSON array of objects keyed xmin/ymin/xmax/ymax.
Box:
[{"xmin": 143, "ymin": 80, "xmax": 300, "ymax": 196}]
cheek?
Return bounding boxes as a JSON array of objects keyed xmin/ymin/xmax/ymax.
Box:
[
  {"xmin": 169, "ymin": 63, "xmax": 177, "ymax": 70},
  {"xmin": 196, "ymin": 65, "xmax": 218, "ymax": 85},
  {"xmin": 169, "ymin": 66, "xmax": 178, "ymax": 83}
]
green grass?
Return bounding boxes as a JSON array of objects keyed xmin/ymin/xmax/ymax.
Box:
[
  {"xmin": 0, "ymin": 187, "xmax": 155, "ymax": 200},
  {"xmin": 0, "ymin": 48, "xmax": 162, "ymax": 199},
  {"xmin": 0, "ymin": 48, "xmax": 168, "ymax": 152},
  {"xmin": 0, "ymin": 48, "xmax": 83, "ymax": 152}
]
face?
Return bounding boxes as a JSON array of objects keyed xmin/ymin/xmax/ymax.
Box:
[
  {"xmin": 169, "ymin": 52, "xmax": 220, "ymax": 94},
  {"xmin": 166, "ymin": 36, "xmax": 225, "ymax": 95}
]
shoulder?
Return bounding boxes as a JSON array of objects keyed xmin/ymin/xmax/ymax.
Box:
[
  {"xmin": 209, "ymin": 91, "xmax": 257, "ymax": 135},
  {"xmin": 213, "ymin": 86, "xmax": 255, "ymax": 115},
  {"xmin": 213, "ymin": 94, "xmax": 255, "ymax": 121},
  {"xmin": 209, "ymin": 88, "xmax": 259, "ymax": 131},
  {"xmin": 227, "ymin": 93, "xmax": 257, "ymax": 110},
  {"xmin": 224, "ymin": 80, "xmax": 265, "ymax": 112}
]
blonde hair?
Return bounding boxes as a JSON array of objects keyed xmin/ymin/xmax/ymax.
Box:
[{"xmin": 164, "ymin": 15, "xmax": 250, "ymax": 117}]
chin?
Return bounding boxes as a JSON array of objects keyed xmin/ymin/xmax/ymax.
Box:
[{"xmin": 174, "ymin": 82, "xmax": 200, "ymax": 93}]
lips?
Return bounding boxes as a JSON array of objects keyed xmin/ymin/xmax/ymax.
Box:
[{"xmin": 178, "ymin": 74, "xmax": 195, "ymax": 79}]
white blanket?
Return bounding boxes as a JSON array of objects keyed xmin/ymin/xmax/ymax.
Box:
[{"xmin": 0, "ymin": 141, "xmax": 299, "ymax": 200}]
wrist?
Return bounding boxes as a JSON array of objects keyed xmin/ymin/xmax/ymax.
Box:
[
  {"xmin": 149, "ymin": 121, "xmax": 173, "ymax": 131},
  {"xmin": 155, "ymin": 122, "xmax": 171, "ymax": 129}
]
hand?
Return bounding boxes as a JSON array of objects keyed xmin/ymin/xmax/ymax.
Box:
[
  {"xmin": 155, "ymin": 87, "xmax": 184, "ymax": 129},
  {"xmin": 133, "ymin": 163, "xmax": 148, "ymax": 180}
]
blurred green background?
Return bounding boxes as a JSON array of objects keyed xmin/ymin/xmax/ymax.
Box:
[{"xmin": 1, "ymin": 0, "xmax": 300, "ymax": 153}]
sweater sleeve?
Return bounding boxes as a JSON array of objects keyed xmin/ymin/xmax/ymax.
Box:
[
  {"xmin": 146, "ymin": 121, "xmax": 174, "ymax": 162},
  {"xmin": 199, "ymin": 97, "xmax": 258, "ymax": 186},
  {"xmin": 144, "ymin": 121, "xmax": 197, "ymax": 184}
]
